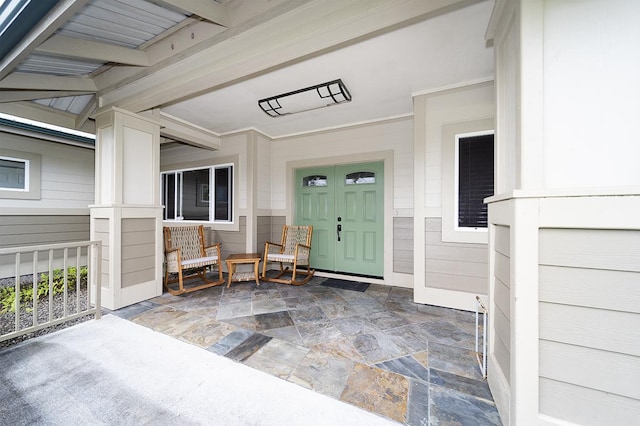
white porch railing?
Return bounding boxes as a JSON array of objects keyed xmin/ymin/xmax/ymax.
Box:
[{"xmin": 0, "ymin": 241, "xmax": 102, "ymax": 343}]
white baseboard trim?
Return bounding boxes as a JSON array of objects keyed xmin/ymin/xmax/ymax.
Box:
[
  {"xmin": 488, "ymin": 354, "xmax": 511, "ymax": 426},
  {"xmin": 418, "ymin": 287, "xmax": 484, "ymax": 311}
]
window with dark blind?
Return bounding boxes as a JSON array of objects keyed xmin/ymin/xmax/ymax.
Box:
[{"xmin": 458, "ymin": 133, "xmax": 494, "ymax": 228}]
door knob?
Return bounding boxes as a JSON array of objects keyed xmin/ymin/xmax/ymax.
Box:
[{"xmin": 337, "ymin": 224, "xmax": 342, "ymax": 241}]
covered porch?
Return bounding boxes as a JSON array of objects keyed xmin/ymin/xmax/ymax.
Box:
[{"xmin": 1, "ymin": 273, "xmax": 499, "ymax": 425}]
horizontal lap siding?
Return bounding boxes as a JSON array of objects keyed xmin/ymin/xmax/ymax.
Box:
[
  {"xmin": 393, "ymin": 217, "xmax": 413, "ymax": 274},
  {"xmin": 121, "ymin": 218, "xmax": 155, "ymax": 288},
  {"xmin": 210, "ymin": 216, "xmax": 247, "ymax": 261},
  {"xmin": 493, "ymin": 225, "xmax": 510, "ymax": 384},
  {"xmin": 424, "ymin": 218, "xmax": 488, "ymax": 294},
  {"xmin": 0, "ymin": 215, "xmax": 90, "ymax": 248},
  {"xmin": 538, "ymin": 228, "xmax": 640, "ymax": 423}
]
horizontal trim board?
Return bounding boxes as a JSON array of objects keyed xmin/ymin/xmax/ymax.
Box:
[
  {"xmin": 539, "ymin": 378, "xmax": 640, "ymax": 425},
  {"xmin": 539, "ymin": 265, "xmax": 640, "ymax": 313},
  {"xmin": 539, "ymin": 340, "xmax": 640, "ymax": 400},
  {"xmin": 539, "ymin": 302, "xmax": 640, "ymax": 356},
  {"xmin": 539, "ymin": 228, "xmax": 640, "ymax": 272}
]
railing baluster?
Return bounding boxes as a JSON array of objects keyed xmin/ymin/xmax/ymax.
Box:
[
  {"xmin": 33, "ymin": 250, "xmax": 38, "ymax": 327},
  {"xmin": 48, "ymin": 249, "xmax": 53, "ymax": 322},
  {"xmin": 63, "ymin": 248, "xmax": 68, "ymax": 318},
  {"xmin": 0, "ymin": 241, "xmax": 103, "ymax": 343},
  {"xmin": 14, "ymin": 252, "xmax": 20, "ymax": 332},
  {"xmin": 76, "ymin": 246, "xmax": 81, "ymax": 314}
]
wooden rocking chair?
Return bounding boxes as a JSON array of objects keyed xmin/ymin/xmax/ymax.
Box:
[
  {"xmin": 260, "ymin": 225, "xmax": 314, "ymax": 285},
  {"xmin": 163, "ymin": 225, "xmax": 224, "ymax": 295}
]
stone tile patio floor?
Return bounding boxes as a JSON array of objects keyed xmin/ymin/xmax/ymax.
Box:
[{"xmin": 111, "ymin": 275, "xmax": 502, "ymax": 425}]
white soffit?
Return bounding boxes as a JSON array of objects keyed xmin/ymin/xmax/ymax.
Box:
[{"xmin": 161, "ymin": 0, "xmax": 495, "ymax": 138}]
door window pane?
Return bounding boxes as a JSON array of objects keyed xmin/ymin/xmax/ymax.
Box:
[
  {"xmin": 345, "ymin": 171, "xmax": 375, "ymax": 185},
  {"xmin": 302, "ymin": 175, "xmax": 327, "ymax": 187}
]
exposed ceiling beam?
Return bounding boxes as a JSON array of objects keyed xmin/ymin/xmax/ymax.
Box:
[
  {"xmin": 142, "ymin": 109, "xmax": 221, "ymax": 150},
  {"xmin": 35, "ymin": 35, "xmax": 150, "ymax": 66},
  {"xmin": 0, "ymin": 0, "xmax": 90, "ymax": 80},
  {"xmin": 0, "ymin": 101, "xmax": 80, "ymax": 130},
  {"xmin": 75, "ymin": 94, "xmax": 97, "ymax": 130},
  {"xmin": 99, "ymin": 0, "xmax": 476, "ymax": 113},
  {"xmin": 0, "ymin": 90, "xmax": 93, "ymax": 103},
  {"xmin": 0, "ymin": 73, "xmax": 97, "ymax": 91},
  {"xmin": 159, "ymin": 0, "xmax": 231, "ymax": 27}
]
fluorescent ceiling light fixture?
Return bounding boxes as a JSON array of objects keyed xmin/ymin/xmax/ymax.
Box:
[{"xmin": 258, "ymin": 79, "xmax": 351, "ymax": 117}]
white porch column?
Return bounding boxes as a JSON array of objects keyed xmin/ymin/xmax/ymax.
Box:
[{"xmin": 90, "ymin": 107, "xmax": 163, "ymax": 310}]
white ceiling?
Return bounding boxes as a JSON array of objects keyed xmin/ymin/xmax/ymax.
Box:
[{"xmin": 162, "ymin": 0, "xmax": 494, "ymax": 138}]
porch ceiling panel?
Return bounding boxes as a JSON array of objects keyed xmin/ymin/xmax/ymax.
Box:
[
  {"xmin": 57, "ymin": 0, "xmax": 189, "ymax": 48},
  {"xmin": 16, "ymin": 53, "xmax": 103, "ymax": 76}
]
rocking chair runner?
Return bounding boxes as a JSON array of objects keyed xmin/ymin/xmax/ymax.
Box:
[
  {"xmin": 260, "ymin": 225, "xmax": 314, "ymax": 285},
  {"xmin": 163, "ymin": 225, "xmax": 224, "ymax": 295}
]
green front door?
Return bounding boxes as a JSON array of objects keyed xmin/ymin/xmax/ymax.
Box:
[{"xmin": 295, "ymin": 161, "xmax": 384, "ymax": 277}]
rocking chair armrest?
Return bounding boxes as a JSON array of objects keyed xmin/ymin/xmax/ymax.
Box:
[
  {"xmin": 265, "ymin": 241, "xmax": 284, "ymax": 254},
  {"xmin": 204, "ymin": 243, "xmax": 221, "ymax": 259},
  {"xmin": 164, "ymin": 247, "xmax": 182, "ymax": 272}
]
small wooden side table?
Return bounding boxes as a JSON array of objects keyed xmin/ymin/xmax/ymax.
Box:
[{"xmin": 225, "ymin": 253, "xmax": 261, "ymax": 288}]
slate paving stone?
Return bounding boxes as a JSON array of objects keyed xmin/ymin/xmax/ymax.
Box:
[
  {"xmin": 111, "ymin": 301, "xmax": 159, "ymax": 319},
  {"xmin": 215, "ymin": 300, "xmax": 252, "ymax": 320},
  {"xmin": 340, "ymin": 363, "xmax": 409, "ymax": 424},
  {"xmin": 406, "ymin": 378, "xmax": 430, "ymax": 426},
  {"xmin": 120, "ymin": 281, "xmax": 499, "ymax": 425},
  {"xmin": 206, "ymin": 328, "xmax": 254, "ymax": 355},
  {"xmin": 289, "ymin": 305, "xmax": 328, "ymax": 324},
  {"xmin": 350, "ymin": 331, "xmax": 406, "ymax": 364},
  {"xmin": 288, "ymin": 350, "xmax": 354, "ymax": 398},
  {"xmin": 244, "ymin": 338, "xmax": 309, "ymax": 379},
  {"xmin": 430, "ymin": 385, "xmax": 502, "ymax": 425},
  {"xmin": 376, "ymin": 355, "xmax": 430, "ymax": 383},
  {"xmin": 296, "ymin": 320, "xmax": 343, "ymax": 346},
  {"xmin": 178, "ymin": 319, "xmax": 237, "ymax": 348},
  {"xmin": 428, "ymin": 341, "xmax": 483, "ymax": 380},
  {"xmin": 430, "ymin": 368, "xmax": 493, "ymax": 401}
]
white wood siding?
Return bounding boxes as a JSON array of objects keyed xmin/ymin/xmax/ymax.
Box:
[
  {"xmin": 393, "ymin": 217, "xmax": 413, "ymax": 274},
  {"xmin": 0, "ymin": 132, "xmax": 94, "ymax": 211},
  {"xmin": 493, "ymin": 224, "xmax": 511, "ymax": 384},
  {"xmin": 424, "ymin": 218, "xmax": 488, "ymax": 294},
  {"xmin": 269, "ymin": 117, "xmax": 413, "ymax": 212},
  {"xmin": 538, "ymin": 228, "xmax": 640, "ymax": 424},
  {"xmin": 121, "ymin": 218, "xmax": 156, "ymax": 288}
]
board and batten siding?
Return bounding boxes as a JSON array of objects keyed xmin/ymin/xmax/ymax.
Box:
[
  {"xmin": 121, "ymin": 218, "xmax": 156, "ymax": 288},
  {"xmin": 424, "ymin": 218, "xmax": 488, "ymax": 294},
  {"xmin": 538, "ymin": 228, "xmax": 640, "ymax": 425},
  {"xmin": 493, "ymin": 224, "xmax": 510, "ymax": 385},
  {"xmin": 393, "ymin": 217, "xmax": 413, "ymax": 274}
]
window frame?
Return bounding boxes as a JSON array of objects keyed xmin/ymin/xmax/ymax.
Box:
[
  {"xmin": 161, "ymin": 162, "xmax": 234, "ymax": 225},
  {"xmin": 0, "ymin": 148, "xmax": 41, "ymax": 200},
  {"xmin": 441, "ymin": 118, "xmax": 494, "ymax": 244}
]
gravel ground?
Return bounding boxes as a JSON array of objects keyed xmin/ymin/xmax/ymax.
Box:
[{"xmin": 0, "ymin": 276, "xmax": 104, "ymax": 349}]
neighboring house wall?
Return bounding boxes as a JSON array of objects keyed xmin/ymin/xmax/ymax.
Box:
[
  {"xmin": 413, "ymin": 80, "xmax": 495, "ymax": 311},
  {"xmin": 0, "ymin": 132, "xmax": 94, "ymax": 213},
  {"xmin": 0, "ymin": 131, "xmax": 95, "ymax": 278}
]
